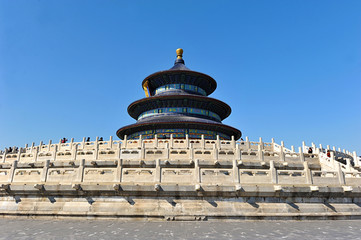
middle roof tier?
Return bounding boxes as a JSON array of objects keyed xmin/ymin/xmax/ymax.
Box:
[{"xmin": 128, "ymin": 94, "xmax": 232, "ymax": 122}]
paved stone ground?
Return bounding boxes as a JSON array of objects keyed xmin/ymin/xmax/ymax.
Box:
[{"xmin": 0, "ymin": 219, "xmax": 361, "ymax": 239}]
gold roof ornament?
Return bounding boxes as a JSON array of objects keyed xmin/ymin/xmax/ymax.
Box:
[{"xmin": 176, "ymin": 48, "xmax": 183, "ymax": 60}]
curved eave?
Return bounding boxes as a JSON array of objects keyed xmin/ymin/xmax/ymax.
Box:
[
  {"xmin": 116, "ymin": 121, "xmax": 242, "ymax": 140},
  {"xmin": 127, "ymin": 95, "xmax": 232, "ymax": 120},
  {"xmin": 141, "ymin": 70, "xmax": 217, "ymax": 96}
]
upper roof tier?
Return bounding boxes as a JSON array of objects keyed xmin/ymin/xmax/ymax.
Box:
[{"xmin": 141, "ymin": 49, "xmax": 217, "ymax": 97}]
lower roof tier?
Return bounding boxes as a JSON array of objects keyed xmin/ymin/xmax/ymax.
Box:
[{"xmin": 116, "ymin": 121, "xmax": 242, "ymax": 140}]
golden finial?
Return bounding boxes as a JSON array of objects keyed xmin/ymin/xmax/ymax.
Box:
[{"xmin": 176, "ymin": 48, "xmax": 183, "ymax": 59}]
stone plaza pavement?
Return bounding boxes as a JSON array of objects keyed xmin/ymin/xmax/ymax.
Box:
[{"xmin": 0, "ymin": 219, "xmax": 361, "ymax": 239}]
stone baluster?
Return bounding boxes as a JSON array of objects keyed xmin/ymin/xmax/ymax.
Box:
[
  {"xmin": 271, "ymin": 138, "xmax": 275, "ymax": 151},
  {"xmin": 123, "ymin": 135, "xmax": 127, "ymax": 149},
  {"xmin": 346, "ymin": 159, "xmax": 351, "ymax": 171},
  {"xmin": 116, "ymin": 159, "xmax": 123, "ymax": 182},
  {"xmin": 169, "ymin": 134, "xmax": 174, "ymax": 148},
  {"xmin": 94, "ymin": 137, "xmax": 99, "ymax": 160},
  {"xmin": 1, "ymin": 151, "xmax": 6, "ymax": 163},
  {"xmin": 194, "ymin": 159, "xmax": 201, "ymax": 183},
  {"xmin": 330, "ymin": 151, "xmax": 336, "ymax": 167},
  {"xmin": 41, "ymin": 160, "xmax": 50, "ymax": 182},
  {"xmin": 258, "ymin": 144, "xmax": 264, "ymax": 161},
  {"xmin": 213, "ymin": 144, "xmax": 218, "ymax": 160},
  {"xmin": 77, "ymin": 159, "xmax": 85, "ymax": 182},
  {"xmin": 299, "ymin": 147, "xmax": 305, "ymax": 162},
  {"xmin": 302, "ymin": 141, "xmax": 306, "ymax": 153},
  {"xmin": 190, "ymin": 142, "xmax": 194, "ymax": 160},
  {"xmin": 246, "ymin": 136, "xmax": 250, "ymax": 149},
  {"xmin": 232, "ymin": 159, "xmax": 240, "ymax": 183},
  {"xmin": 279, "ymin": 145, "xmax": 285, "ymax": 161},
  {"xmin": 8, "ymin": 160, "xmax": 17, "ymax": 183},
  {"xmin": 72, "ymin": 144, "xmax": 78, "ymax": 161},
  {"xmin": 140, "ymin": 141, "xmax": 145, "ymax": 159},
  {"xmin": 201, "ymin": 135, "xmax": 205, "ymax": 149},
  {"xmin": 155, "ymin": 159, "xmax": 161, "ymax": 183},
  {"xmin": 216, "ymin": 135, "xmax": 220, "ymax": 149},
  {"xmin": 235, "ymin": 144, "xmax": 241, "ymax": 160},
  {"xmin": 109, "ymin": 136, "xmax": 113, "ymax": 149},
  {"xmin": 154, "ymin": 134, "xmax": 158, "ymax": 148},
  {"xmin": 259, "ymin": 137, "xmax": 263, "ymax": 150},
  {"xmin": 332, "ymin": 146, "xmax": 336, "ymax": 151},
  {"xmin": 291, "ymin": 146, "xmax": 295, "ymax": 153},
  {"xmin": 138, "ymin": 135, "xmax": 142, "ymax": 148},
  {"xmin": 269, "ymin": 160, "xmax": 277, "ymax": 184},
  {"xmin": 186, "ymin": 134, "xmax": 189, "ymax": 148},
  {"xmin": 165, "ymin": 142, "xmax": 170, "ymax": 159},
  {"xmin": 327, "ymin": 145, "xmax": 330, "ymax": 150},
  {"xmin": 70, "ymin": 138, "xmax": 74, "ymax": 150},
  {"xmin": 231, "ymin": 135, "xmax": 236, "ymax": 149},
  {"xmin": 337, "ymin": 163, "xmax": 345, "ymax": 185},
  {"xmin": 353, "ymin": 151, "xmax": 359, "ymax": 167},
  {"xmin": 303, "ymin": 162, "xmax": 312, "ymax": 184}
]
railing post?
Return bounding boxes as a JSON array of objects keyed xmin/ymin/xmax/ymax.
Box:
[
  {"xmin": 155, "ymin": 159, "xmax": 161, "ymax": 183},
  {"xmin": 170, "ymin": 134, "xmax": 173, "ymax": 148},
  {"xmin": 353, "ymin": 151, "xmax": 359, "ymax": 167},
  {"xmin": 201, "ymin": 135, "xmax": 205, "ymax": 149},
  {"xmin": 337, "ymin": 163, "xmax": 345, "ymax": 185},
  {"xmin": 258, "ymin": 144, "xmax": 264, "ymax": 161},
  {"xmin": 213, "ymin": 144, "xmax": 218, "ymax": 160},
  {"xmin": 186, "ymin": 134, "xmax": 189, "ymax": 148},
  {"xmin": 330, "ymin": 151, "xmax": 336, "ymax": 167},
  {"xmin": 8, "ymin": 160, "xmax": 17, "ymax": 183},
  {"xmin": 303, "ymin": 162, "xmax": 312, "ymax": 184},
  {"xmin": 299, "ymin": 147, "xmax": 305, "ymax": 162},
  {"xmin": 346, "ymin": 159, "xmax": 351, "ymax": 171},
  {"xmin": 154, "ymin": 134, "xmax": 158, "ymax": 148},
  {"xmin": 235, "ymin": 144, "xmax": 241, "ymax": 160},
  {"xmin": 231, "ymin": 135, "xmax": 236, "ymax": 149},
  {"xmin": 302, "ymin": 141, "xmax": 306, "ymax": 153},
  {"xmin": 109, "ymin": 136, "xmax": 113, "ymax": 149},
  {"xmin": 194, "ymin": 159, "xmax": 201, "ymax": 183},
  {"xmin": 77, "ymin": 159, "xmax": 85, "ymax": 182},
  {"xmin": 138, "ymin": 135, "xmax": 142, "ymax": 148},
  {"xmin": 116, "ymin": 159, "xmax": 123, "ymax": 182},
  {"xmin": 279, "ymin": 145, "xmax": 285, "ymax": 161},
  {"xmin": 271, "ymin": 138, "xmax": 275, "ymax": 151},
  {"xmin": 41, "ymin": 160, "xmax": 50, "ymax": 182},
  {"xmin": 233, "ymin": 159, "xmax": 240, "ymax": 183},
  {"xmin": 270, "ymin": 160, "xmax": 277, "ymax": 184},
  {"xmin": 123, "ymin": 135, "xmax": 128, "ymax": 149},
  {"xmin": 259, "ymin": 137, "xmax": 263, "ymax": 150},
  {"xmin": 246, "ymin": 136, "xmax": 250, "ymax": 149}
]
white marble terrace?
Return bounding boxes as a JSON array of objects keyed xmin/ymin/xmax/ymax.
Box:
[{"xmin": 0, "ymin": 135, "xmax": 360, "ymax": 188}]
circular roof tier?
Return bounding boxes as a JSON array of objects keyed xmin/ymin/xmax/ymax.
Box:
[
  {"xmin": 116, "ymin": 120, "xmax": 242, "ymax": 140},
  {"xmin": 142, "ymin": 70, "xmax": 217, "ymax": 96},
  {"xmin": 141, "ymin": 50, "xmax": 217, "ymax": 97},
  {"xmin": 127, "ymin": 94, "xmax": 231, "ymax": 121}
]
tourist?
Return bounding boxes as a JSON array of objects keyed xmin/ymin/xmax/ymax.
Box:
[
  {"xmin": 8, "ymin": 147, "xmax": 12, "ymax": 153},
  {"xmin": 308, "ymin": 147, "xmax": 314, "ymax": 158},
  {"xmin": 327, "ymin": 150, "xmax": 331, "ymax": 158},
  {"xmin": 61, "ymin": 138, "xmax": 68, "ymax": 143},
  {"xmin": 99, "ymin": 137, "xmax": 103, "ymax": 141}
]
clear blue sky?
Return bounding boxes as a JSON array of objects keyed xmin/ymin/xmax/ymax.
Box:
[{"xmin": 1, "ymin": 1, "xmax": 360, "ymax": 154}]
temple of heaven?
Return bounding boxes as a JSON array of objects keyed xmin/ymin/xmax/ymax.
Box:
[{"xmin": 116, "ymin": 49, "xmax": 242, "ymax": 140}]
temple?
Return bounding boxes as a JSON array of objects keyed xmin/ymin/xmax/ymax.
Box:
[
  {"xmin": 0, "ymin": 49, "xmax": 361, "ymax": 220},
  {"xmin": 116, "ymin": 49, "xmax": 241, "ymax": 140}
]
